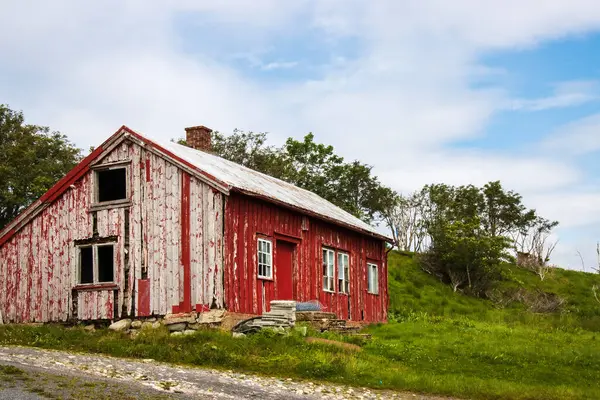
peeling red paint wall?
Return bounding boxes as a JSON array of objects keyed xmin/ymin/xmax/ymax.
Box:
[
  {"xmin": 223, "ymin": 193, "xmax": 387, "ymax": 323},
  {"xmin": 0, "ymin": 139, "xmax": 225, "ymax": 323}
]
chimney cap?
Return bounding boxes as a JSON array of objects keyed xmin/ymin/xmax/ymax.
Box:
[{"xmin": 185, "ymin": 125, "xmax": 213, "ymax": 133}]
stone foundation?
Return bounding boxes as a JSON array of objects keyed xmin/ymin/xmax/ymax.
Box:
[{"xmin": 106, "ymin": 309, "xmax": 227, "ymax": 336}]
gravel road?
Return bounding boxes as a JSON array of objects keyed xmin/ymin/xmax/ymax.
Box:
[{"xmin": 0, "ymin": 346, "xmax": 451, "ymax": 399}]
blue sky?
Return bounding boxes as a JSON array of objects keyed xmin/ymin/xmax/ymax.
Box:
[{"xmin": 1, "ymin": 1, "xmax": 600, "ymax": 269}]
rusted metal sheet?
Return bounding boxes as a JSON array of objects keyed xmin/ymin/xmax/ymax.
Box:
[
  {"xmin": 223, "ymin": 193, "xmax": 387, "ymax": 323},
  {"xmin": 157, "ymin": 138, "xmax": 390, "ymax": 242}
]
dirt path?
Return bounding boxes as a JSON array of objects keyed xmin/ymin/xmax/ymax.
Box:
[{"xmin": 0, "ymin": 346, "xmax": 450, "ymax": 399}]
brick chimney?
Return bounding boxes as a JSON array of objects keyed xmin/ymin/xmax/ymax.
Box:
[{"xmin": 185, "ymin": 125, "xmax": 212, "ymax": 152}]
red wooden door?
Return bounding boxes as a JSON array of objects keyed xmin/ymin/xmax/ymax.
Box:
[{"xmin": 276, "ymin": 241, "xmax": 295, "ymax": 300}]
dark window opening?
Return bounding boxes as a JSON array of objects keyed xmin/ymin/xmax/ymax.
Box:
[
  {"xmin": 80, "ymin": 247, "xmax": 94, "ymax": 284},
  {"xmin": 97, "ymin": 245, "xmax": 114, "ymax": 283},
  {"xmin": 97, "ymin": 168, "xmax": 127, "ymax": 202},
  {"xmin": 77, "ymin": 243, "xmax": 115, "ymax": 285}
]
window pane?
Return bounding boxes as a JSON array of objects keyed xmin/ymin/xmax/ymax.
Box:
[
  {"xmin": 97, "ymin": 168, "xmax": 127, "ymax": 202},
  {"xmin": 80, "ymin": 247, "xmax": 93, "ymax": 284},
  {"xmin": 374, "ymin": 266, "xmax": 378, "ymax": 293},
  {"xmin": 97, "ymin": 245, "xmax": 114, "ymax": 283},
  {"xmin": 338, "ymin": 254, "xmax": 344, "ymax": 279}
]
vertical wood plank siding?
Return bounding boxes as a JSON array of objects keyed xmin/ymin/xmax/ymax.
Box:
[
  {"xmin": 0, "ymin": 140, "xmax": 224, "ymax": 322},
  {"xmin": 0, "ymin": 136, "xmax": 387, "ymax": 324},
  {"xmin": 224, "ymin": 193, "xmax": 387, "ymax": 323}
]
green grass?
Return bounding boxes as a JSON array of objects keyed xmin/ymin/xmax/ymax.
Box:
[
  {"xmin": 1, "ymin": 252, "xmax": 599, "ymax": 399},
  {"xmin": 0, "ymin": 320, "xmax": 599, "ymax": 399},
  {"xmin": 388, "ymin": 251, "xmax": 600, "ymax": 331}
]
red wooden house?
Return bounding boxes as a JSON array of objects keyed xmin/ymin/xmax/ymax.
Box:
[{"xmin": 0, "ymin": 125, "xmax": 391, "ymax": 324}]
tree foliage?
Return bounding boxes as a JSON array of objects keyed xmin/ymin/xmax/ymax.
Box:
[
  {"xmin": 416, "ymin": 181, "xmax": 557, "ymax": 295},
  {"xmin": 0, "ymin": 105, "xmax": 82, "ymax": 229}
]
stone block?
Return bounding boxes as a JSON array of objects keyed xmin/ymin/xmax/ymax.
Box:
[
  {"xmin": 166, "ymin": 322, "xmax": 187, "ymax": 332},
  {"xmin": 197, "ymin": 309, "xmax": 226, "ymax": 324},
  {"xmin": 131, "ymin": 320, "xmax": 143, "ymax": 329},
  {"xmin": 108, "ymin": 319, "xmax": 132, "ymax": 331},
  {"xmin": 163, "ymin": 313, "xmax": 196, "ymax": 325}
]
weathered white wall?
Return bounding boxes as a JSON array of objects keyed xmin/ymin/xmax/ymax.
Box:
[{"xmin": 0, "ymin": 138, "xmax": 224, "ymax": 322}]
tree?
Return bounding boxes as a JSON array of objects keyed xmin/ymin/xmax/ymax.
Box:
[
  {"xmin": 0, "ymin": 105, "xmax": 82, "ymax": 229},
  {"xmin": 419, "ymin": 184, "xmax": 513, "ymax": 295},
  {"xmin": 481, "ymin": 181, "xmax": 537, "ymax": 238},
  {"xmin": 383, "ymin": 191, "xmax": 428, "ymax": 252},
  {"xmin": 513, "ymin": 217, "xmax": 559, "ymax": 280},
  {"xmin": 422, "ymin": 217, "xmax": 510, "ymax": 293},
  {"xmin": 416, "ymin": 182, "xmax": 554, "ymax": 295}
]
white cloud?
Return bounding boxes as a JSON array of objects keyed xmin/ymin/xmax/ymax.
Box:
[
  {"xmin": 543, "ymin": 113, "xmax": 600, "ymax": 155},
  {"xmin": 261, "ymin": 61, "xmax": 299, "ymax": 71},
  {"xmin": 2, "ymin": 1, "xmax": 600, "ymax": 268},
  {"xmin": 507, "ymin": 80, "xmax": 599, "ymax": 111}
]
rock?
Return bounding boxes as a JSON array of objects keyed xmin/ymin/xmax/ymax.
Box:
[
  {"xmin": 187, "ymin": 323, "xmax": 200, "ymax": 330},
  {"xmin": 197, "ymin": 309, "xmax": 226, "ymax": 324},
  {"xmin": 146, "ymin": 318, "xmax": 157, "ymax": 322},
  {"xmin": 183, "ymin": 330, "xmax": 196, "ymax": 336},
  {"xmin": 152, "ymin": 321, "xmax": 161, "ymax": 329},
  {"xmin": 129, "ymin": 330, "xmax": 140, "ymax": 338},
  {"xmin": 171, "ymin": 331, "xmax": 183, "ymax": 337},
  {"xmin": 84, "ymin": 324, "xmax": 95, "ymax": 332},
  {"xmin": 131, "ymin": 320, "xmax": 143, "ymax": 329},
  {"xmin": 166, "ymin": 322, "xmax": 187, "ymax": 332},
  {"xmin": 108, "ymin": 319, "xmax": 132, "ymax": 331},
  {"xmin": 163, "ymin": 313, "xmax": 196, "ymax": 325},
  {"xmin": 232, "ymin": 332, "xmax": 246, "ymax": 339},
  {"xmin": 141, "ymin": 322, "xmax": 154, "ymax": 330}
]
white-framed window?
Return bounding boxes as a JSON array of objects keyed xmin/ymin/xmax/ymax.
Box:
[
  {"xmin": 367, "ymin": 262, "xmax": 379, "ymax": 294},
  {"xmin": 78, "ymin": 243, "xmax": 116, "ymax": 285},
  {"xmin": 338, "ymin": 252, "xmax": 349, "ymax": 294},
  {"xmin": 258, "ymin": 238, "xmax": 273, "ymax": 279},
  {"xmin": 93, "ymin": 163, "xmax": 130, "ymax": 206},
  {"xmin": 322, "ymin": 248, "xmax": 335, "ymax": 292}
]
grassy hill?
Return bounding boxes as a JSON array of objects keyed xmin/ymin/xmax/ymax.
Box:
[{"xmin": 387, "ymin": 250, "xmax": 600, "ymax": 331}]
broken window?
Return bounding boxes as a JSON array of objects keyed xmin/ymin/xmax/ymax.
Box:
[
  {"xmin": 97, "ymin": 245, "xmax": 114, "ymax": 282},
  {"xmin": 79, "ymin": 247, "xmax": 94, "ymax": 284},
  {"xmin": 322, "ymin": 248, "xmax": 335, "ymax": 292},
  {"xmin": 367, "ymin": 262, "xmax": 379, "ymax": 294},
  {"xmin": 257, "ymin": 238, "xmax": 272, "ymax": 279},
  {"xmin": 96, "ymin": 167, "xmax": 127, "ymax": 203},
  {"xmin": 78, "ymin": 243, "xmax": 116, "ymax": 284}
]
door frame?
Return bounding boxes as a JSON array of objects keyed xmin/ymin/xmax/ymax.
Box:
[{"xmin": 274, "ymin": 237, "xmax": 298, "ymax": 300}]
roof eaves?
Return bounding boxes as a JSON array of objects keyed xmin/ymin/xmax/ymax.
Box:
[{"xmin": 231, "ymin": 187, "xmax": 393, "ymax": 242}]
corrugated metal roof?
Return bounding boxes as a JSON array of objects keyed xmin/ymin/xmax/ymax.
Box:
[{"xmin": 156, "ymin": 138, "xmax": 388, "ymax": 239}]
